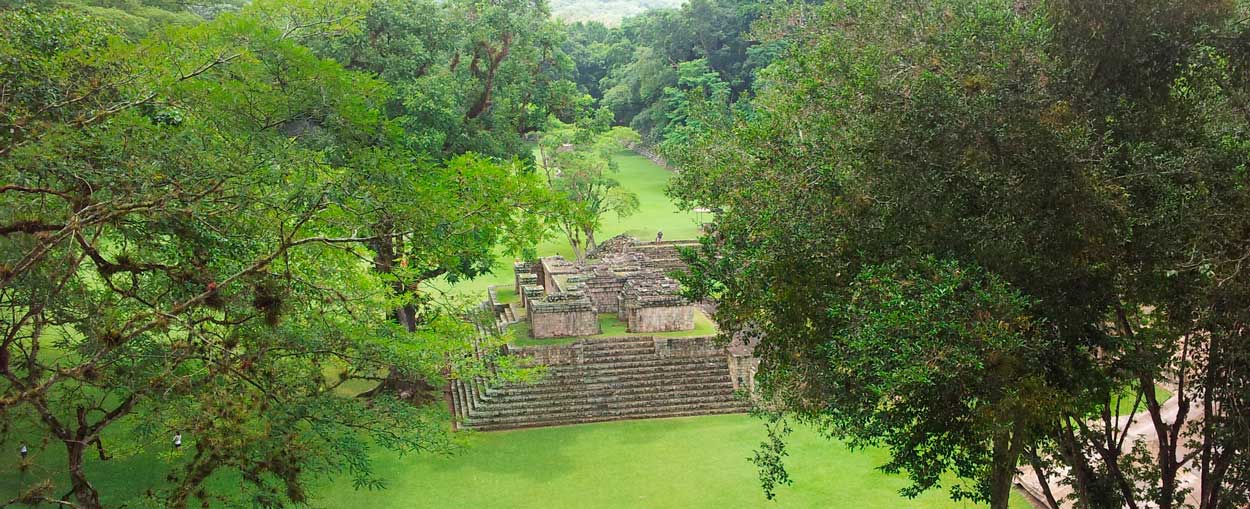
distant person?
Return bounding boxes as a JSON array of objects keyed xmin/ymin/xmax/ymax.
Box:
[
  {"xmin": 656, "ymin": 230, "xmax": 663, "ymax": 242},
  {"xmin": 173, "ymin": 432, "xmax": 182, "ymax": 449},
  {"xmin": 20, "ymin": 443, "xmax": 27, "ymax": 459}
]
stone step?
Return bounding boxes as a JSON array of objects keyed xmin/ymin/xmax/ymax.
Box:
[
  {"xmin": 472, "ymin": 390, "xmax": 735, "ymax": 417},
  {"xmin": 580, "ymin": 338, "xmax": 656, "ymax": 351},
  {"xmin": 467, "ymin": 393, "xmax": 748, "ymax": 424},
  {"xmin": 479, "ymin": 379, "xmax": 737, "ymax": 408},
  {"xmin": 502, "ymin": 365, "xmax": 728, "ymax": 389},
  {"xmin": 574, "ymin": 351, "xmax": 672, "ymax": 364},
  {"xmin": 469, "ymin": 398, "xmax": 745, "ymax": 425},
  {"xmin": 490, "ymin": 367, "xmax": 730, "ymax": 392},
  {"xmin": 580, "ymin": 343, "xmax": 656, "ymax": 356},
  {"xmin": 488, "ymin": 370, "xmax": 732, "ymax": 399},
  {"xmin": 466, "ymin": 399, "xmax": 749, "ymax": 430},
  {"xmin": 538, "ymin": 354, "xmax": 727, "ymax": 371},
  {"xmin": 538, "ymin": 358, "xmax": 729, "ymax": 378},
  {"xmin": 450, "ymin": 382, "xmax": 466, "ymax": 422},
  {"xmin": 468, "ymin": 405, "xmax": 748, "ymax": 432}
]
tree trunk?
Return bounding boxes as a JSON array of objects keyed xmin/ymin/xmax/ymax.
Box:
[
  {"xmin": 362, "ymin": 225, "xmax": 437, "ymax": 403},
  {"xmin": 989, "ymin": 426, "xmax": 1026, "ymax": 509},
  {"xmin": 1025, "ymin": 448, "xmax": 1062, "ymax": 509},
  {"xmin": 584, "ymin": 228, "xmax": 597, "ymax": 257},
  {"xmin": 66, "ymin": 440, "xmax": 102, "ymax": 509}
]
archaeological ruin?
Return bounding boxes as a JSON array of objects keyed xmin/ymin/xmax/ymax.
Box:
[
  {"xmin": 515, "ymin": 235, "xmax": 699, "ymax": 338},
  {"xmin": 451, "ymin": 235, "xmax": 757, "ymax": 430}
]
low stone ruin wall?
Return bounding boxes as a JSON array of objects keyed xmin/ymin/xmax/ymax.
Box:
[
  {"xmin": 652, "ymin": 336, "xmax": 721, "ymax": 358},
  {"xmin": 529, "ymin": 308, "xmax": 599, "ymax": 338},
  {"xmin": 622, "ymin": 304, "xmax": 694, "ymax": 333},
  {"xmin": 508, "ymin": 341, "xmax": 585, "ymax": 365},
  {"xmin": 583, "ymin": 275, "xmax": 625, "ymax": 313},
  {"xmin": 520, "ymin": 285, "xmax": 544, "ymax": 309},
  {"xmin": 514, "ymin": 261, "xmax": 540, "ymax": 293}
]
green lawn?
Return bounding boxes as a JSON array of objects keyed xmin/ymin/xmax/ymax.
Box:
[
  {"xmin": 495, "ymin": 286, "xmax": 520, "ymax": 305},
  {"xmin": 313, "ymin": 413, "xmax": 1032, "ymax": 509},
  {"xmin": 509, "ymin": 310, "xmax": 718, "ymax": 347},
  {"xmin": 425, "ymin": 149, "xmax": 705, "ymax": 300},
  {"xmin": 1114, "ymin": 384, "xmax": 1174, "ymax": 416}
]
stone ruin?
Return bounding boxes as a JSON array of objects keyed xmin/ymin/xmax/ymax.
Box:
[
  {"xmin": 617, "ymin": 272, "xmax": 693, "ymax": 332},
  {"xmin": 528, "ymin": 288, "xmax": 600, "ymax": 338},
  {"xmin": 513, "ymin": 235, "xmax": 700, "ymax": 339},
  {"xmin": 449, "ymin": 236, "xmax": 760, "ymax": 431}
]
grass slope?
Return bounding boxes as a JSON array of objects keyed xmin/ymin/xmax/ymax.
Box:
[{"xmin": 313, "ymin": 414, "xmax": 1032, "ymax": 509}]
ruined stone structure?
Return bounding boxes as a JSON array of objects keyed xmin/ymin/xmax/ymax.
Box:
[
  {"xmin": 448, "ymin": 236, "xmax": 757, "ymax": 431},
  {"xmin": 513, "ymin": 261, "xmax": 541, "ymax": 294},
  {"xmin": 617, "ymin": 273, "xmax": 693, "ymax": 332},
  {"xmin": 512, "ymin": 235, "xmax": 700, "ymax": 339},
  {"xmin": 528, "ymin": 291, "xmax": 600, "ymax": 338},
  {"xmin": 450, "ymin": 335, "xmax": 749, "ymax": 430}
]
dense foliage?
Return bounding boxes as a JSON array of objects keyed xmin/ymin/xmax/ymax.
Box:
[
  {"xmin": 562, "ymin": 0, "xmax": 772, "ymax": 153},
  {"xmin": 0, "ymin": 1, "xmax": 558, "ymax": 507},
  {"xmin": 672, "ymin": 0, "xmax": 1250, "ymax": 508}
]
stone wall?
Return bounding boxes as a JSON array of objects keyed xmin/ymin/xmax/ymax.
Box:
[
  {"xmin": 539, "ymin": 257, "xmax": 579, "ymax": 293},
  {"xmin": 520, "ymin": 285, "xmax": 544, "ymax": 309},
  {"xmin": 530, "ymin": 309, "xmax": 599, "ymax": 338},
  {"xmin": 653, "ymin": 336, "xmax": 721, "ymax": 358},
  {"xmin": 581, "ymin": 270, "xmax": 626, "ymax": 313},
  {"xmin": 617, "ymin": 272, "xmax": 694, "ymax": 332},
  {"xmin": 727, "ymin": 353, "xmax": 759, "ymax": 392},
  {"xmin": 529, "ymin": 293, "xmax": 599, "ymax": 338},
  {"xmin": 624, "ymin": 304, "xmax": 695, "ymax": 333},
  {"xmin": 507, "ymin": 341, "xmax": 584, "ymax": 365},
  {"xmin": 513, "ymin": 261, "xmax": 540, "ymax": 294}
]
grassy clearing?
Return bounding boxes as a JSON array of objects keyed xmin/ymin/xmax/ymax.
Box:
[
  {"xmin": 509, "ymin": 310, "xmax": 718, "ymax": 347},
  {"xmin": 494, "ymin": 286, "xmax": 520, "ymax": 305},
  {"xmin": 425, "ymin": 149, "xmax": 705, "ymax": 300},
  {"xmin": 1114, "ymin": 384, "xmax": 1174, "ymax": 417},
  {"xmin": 311, "ymin": 413, "xmax": 1032, "ymax": 509}
]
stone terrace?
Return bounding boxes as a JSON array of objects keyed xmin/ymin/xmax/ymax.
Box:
[
  {"xmin": 451, "ymin": 336, "xmax": 751, "ymax": 431},
  {"xmin": 449, "ymin": 236, "xmax": 756, "ymax": 431}
]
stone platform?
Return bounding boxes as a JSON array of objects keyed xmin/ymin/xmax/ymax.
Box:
[{"xmin": 450, "ymin": 336, "xmax": 752, "ymax": 431}]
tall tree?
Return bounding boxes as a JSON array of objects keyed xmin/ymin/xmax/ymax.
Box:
[
  {"xmin": 538, "ymin": 122, "xmax": 640, "ymax": 261},
  {"xmin": 671, "ymin": 0, "xmax": 1250, "ymax": 507},
  {"xmin": 316, "ymin": 0, "xmax": 580, "ymax": 161},
  {"xmin": 0, "ymin": 2, "xmax": 537, "ymax": 506}
]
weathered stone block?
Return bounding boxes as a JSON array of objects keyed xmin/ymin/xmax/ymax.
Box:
[{"xmin": 529, "ymin": 293, "xmax": 599, "ymax": 338}]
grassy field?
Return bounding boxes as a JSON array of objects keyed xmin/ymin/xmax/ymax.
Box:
[
  {"xmin": 424, "ymin": 149, "xmax": 705, "ymax": 300},
  {"xmin": 313, "ymin": 413, "xmax": 1033, "ymax": 509}
]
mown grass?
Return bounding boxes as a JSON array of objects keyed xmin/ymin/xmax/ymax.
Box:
[
  {"xmin": 312, "ymin": 413, "xmax": 1033, "ymax": 509},
  {"xmin": 494, "ymin": 286, "xmax": 520, "ymax": 305}
]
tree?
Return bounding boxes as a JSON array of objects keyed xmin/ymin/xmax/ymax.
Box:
[
  {"xmin": 671, "ymin": 0, "xmax": 1250, "ymax": 507},
  {"xmin": 827, "ymin": 259, "xmax": 1056, "ymax": 509},
  {"xmin": 0, "ymin": 2, "xmax": 537, "ymax": 506},
  {"xmin": 315, "ymin": 0, "xmax": 579, "ymax": 161},
  {"xmin": 538, "ymin": 122, "xmax": 640, "ymax": 261},
  {"xmin": 588, "ymin": 0, "xmax": 768, "ymax": 144}
]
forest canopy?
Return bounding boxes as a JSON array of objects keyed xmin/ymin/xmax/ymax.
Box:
[{"xmin": 3, "ymin": 0, "xmax": 1250, "ymax": 508}]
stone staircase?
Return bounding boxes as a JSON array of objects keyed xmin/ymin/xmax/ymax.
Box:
[{"xmin": 451, "ymin": 336, "xmax": 749, "ymax": 431}]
